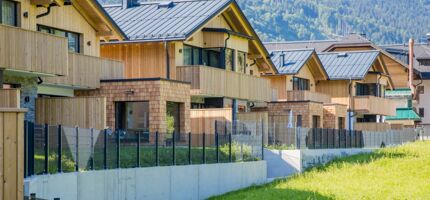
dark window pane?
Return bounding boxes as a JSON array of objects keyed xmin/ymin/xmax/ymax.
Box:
[
  {"xmin": 237, "ymin": 51, "xmax": 246, "ymax": 73},
  {"xmin": 183, "ymin": 45, "xmax": 192, "ymax": 65},
  {"xmin": 203, "ymin": 48, "xmax": 221, "ymax": 68},
  {"xmin": 293, "ymin": 77, "xmax": 310, "ymax": 91},
  {"xmin": 115, "ymin": 102, "xmax": 150, "ymax": 131},
  {"xmin": 1, "ymin": 0, "xmax": 17, "ymax": 26},
  {"xmin": 67, "ymin": 32, "xmax": 80, "ymax": 53},
  {"xmin": 225, "ymin": 48, "xmax": 234, "ymax": 71},
  {"xmin": 193, "ymin": 48, "xmax": 200, "ymax": 65}
]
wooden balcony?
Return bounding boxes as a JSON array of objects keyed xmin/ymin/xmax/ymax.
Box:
[
  {"xmin": 0, "ymin": 89, "xmax": 20, "ymax": 108},
  {"xmin": 286, "ymin": 90, "xmax": 331, "ymax": 103},
  {"xmin": 177, "ymin": 65, "xmax": 271, "ymax": 102},
  {"xmin": 353, "ymin": 95, "xmax": 396, "ymax": 116},
  {"xmin": 0, "ymin": 24, "xmax": 68, "ymax": 76},
  {"xmin": 44, "ymin": 53, "xmax": 124, "ymax": 89}
]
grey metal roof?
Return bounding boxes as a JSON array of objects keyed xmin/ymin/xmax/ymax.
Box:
[
  {"xmin": 270, "ymin": 49, "xmax": 315, "ymax": 74},
  {"xmin": 318, "ymin": 51, "xmax": 380, "ymax": 80},
  {"xmin": 103, "ymin": 0, "xmax": 232, "ymax": 41}
]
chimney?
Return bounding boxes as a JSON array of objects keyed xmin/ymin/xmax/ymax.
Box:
[
  {"xmin": 122, "ymin": 0, "xmax": 138, "ymax": 9},
  {"xmin": 409, "ymin": 38, "xmax": 415, "ymax": 95}
]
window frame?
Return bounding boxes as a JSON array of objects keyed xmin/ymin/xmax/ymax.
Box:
[
  {"xmin": 237, "ymin": 50, "xmax": 247, "ymax": 73},
  {"xmin": 0, "ymin": 0, "xmax": 18, "ymax": 27},
  {"xmin": 292, "ymin": 76, "xmax": 310, "ymax": 91},
  {"xmin": 183, "ymin": 44, "xmax": 202, "ymax": 66},
  {"xmin": 37, "ymin": 25, "xmax": 82, "ymax": 53},
  {"xmin": 419, "ymin": 108, "xmax": 425, "ymax": 118}
]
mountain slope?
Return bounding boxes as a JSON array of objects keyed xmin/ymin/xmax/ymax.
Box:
[{"xmin": 98, "ymin": 0, "xmax": 430, "ymax": 44}]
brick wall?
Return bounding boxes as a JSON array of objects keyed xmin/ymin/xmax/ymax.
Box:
[
  {"xmin": 267, "ymin": 101, "xmax": 323, "ymax": 128},
  {"xmin": 76, "ymin": 79, "xmax": 190, "ymax": 134},
  {"xmin": 323, "ymin": 104, "xmax": 347, "ymax": 129}
]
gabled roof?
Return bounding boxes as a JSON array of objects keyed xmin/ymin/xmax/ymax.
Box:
[
  {"xmin": 382, "ymin": 43, "xmax": 430, "ymax": 73},
  {"xmin": 103, "ymin": 0, "xmax": 231, "ymax": 41},
  {"xmin": 318, "ymin": 51, "xmax": 380, "ymax": 80},
  {"xmin": 270, "ymin": 49, "xmax": 315, "ymax": 74}
]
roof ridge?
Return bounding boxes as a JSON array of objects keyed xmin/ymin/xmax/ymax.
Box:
[
  {"xmin": 318, "ymin": 50, "xmax": 380, "ymax": 55},
  {"xmin": 102, "ymin": 0, "xmax": 221, "ymax": 8},
  {"xmin": 270, "ymin": 48, "xmax": 315, "ymax": 52},
  {"xmin": 264, "ymin": 39, "xmax": 338, "ymax": 44}
]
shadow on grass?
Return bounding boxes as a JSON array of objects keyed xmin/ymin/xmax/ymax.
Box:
[{"xmin": 210, "ymin": 182, "xmax": 334, "ymax": 200}]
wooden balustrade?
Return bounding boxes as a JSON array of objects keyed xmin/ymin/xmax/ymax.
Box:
[
  {"xmin": 0, "ymin": 24, "xmax": 68, "ymax": 76},
  {"xmin": 44, "ymin": 53, "xmax": 124, "ymax": 89},
  {"xmin": 286, "ymin": 90, "xmax": 332, "ymax": 103},
  {"xmin": 177, "ymin": 66, "xmax": 271, "ymax": 102},
  {"xmin": 353, "ymin": 95, "xmax": 397, "ymax": 116},
  {"xmin": 0, "ymin": 89, "xmax": 20, "ymax": 108}
]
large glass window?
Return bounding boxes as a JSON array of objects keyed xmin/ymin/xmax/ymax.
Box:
[
  {"xmin": 356, "ymin": 83, "xmax": 378, "ymax": 96},
  {"xmin": 0, "ymin": 0, "xmax": 17, "ymax": 26},
  {"xmin": 167, "ymin": 102, "xmax": 181, "ymax": 135},
  {"xmin": 183, "ymin": 45, "xmax": 201, "ymax": 65},
  {"xmin": 37, "ymin": 25, "xmax": 81, "ymax": 53},
  {"xmin": 225, "ymin": 48, "xmax": 234, "ymax": 71},
  {"xmin": 237, "ymin": 51, "xmax": 246, "ymax": 73},
  {"xmin": 203, "ymin": 48, "xmax": 222, "ymax": 68},
  {"xmin": 293, "ymin": 77, "xmax": 310, "ymax": 91},
  {"xmin": 115, "ymin": 102, "xmax": 150, "ymax": 131}
]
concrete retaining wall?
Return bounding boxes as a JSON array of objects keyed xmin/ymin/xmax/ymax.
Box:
[
  {"xmin": 25, "ymin": 161, "xmax": 266, "ymax": 200},
  {"xmin": 265, "ymin": 148, "xmax": 374, "ymax": 178}
]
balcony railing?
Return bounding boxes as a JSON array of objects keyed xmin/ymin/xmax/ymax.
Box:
[
  {"xmin": 177, "ymin": 65, "xmax": 271, "ymax": 102},
  {"xmin": 355, "ymin": 122, "xmax": 391, "ymax": 132},
  {"xmin": 286, "ymin": 90, "xmax": 331, "ymax": 103},
  {"xmin": 353, "ymin": 95, "xmax": 396, "ymax": 116},
  {"xmin": 0, "ymin": 24, "xmax": 68, "ymax": 76},
  {"xmin": 0, "ymin": 89, "xmax": 20, "ymax": 108},
  {"xmin": 44, "ymin": 53, "xmax": 124, "ymax": 89}
]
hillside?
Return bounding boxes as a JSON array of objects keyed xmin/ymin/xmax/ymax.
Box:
[{"xmin": 98, "ymin": 0, "xmax": 430, "ymax": 44}]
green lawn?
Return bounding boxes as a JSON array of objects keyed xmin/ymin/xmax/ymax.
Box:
[{"xmin": 211, "ymin": 141, "xmax": 430, "ymax": 200}]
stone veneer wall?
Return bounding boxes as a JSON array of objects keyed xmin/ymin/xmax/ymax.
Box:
[
  {"xmin": 76, "ymin": 79, "xmax": 191, "ymax": 134},
  {"xmin": 323, "ymin": 104, "xmax": 348, "ymax": 129},
  {"xmin": 267, "ymin": 101, "xmax": 324, "ymax": 128},
  {"xmin": 4, "ymin": 75, "xmax": 38, "ymax": 122}
]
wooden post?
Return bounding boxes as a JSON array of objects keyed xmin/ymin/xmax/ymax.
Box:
[{"xmin": 0, "ymin": 108, "xmax": 27, "ymax": 200}]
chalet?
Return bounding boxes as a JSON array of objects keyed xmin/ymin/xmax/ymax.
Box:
[
  {"xmin": 0, "ymin": 0, "xmax": 126, "ymax": 129},
  {"xmin": 76, "ymin": 0, "xmax": 276, "ymax": 135},
  {"xmin": 316, "ymin": 50, "xmax": 397, "ymax": 131},
  {"xmin": 263, "ymin": 49, "xmax": 347, "ymax": 129}
]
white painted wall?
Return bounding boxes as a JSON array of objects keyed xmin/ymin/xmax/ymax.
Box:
[
  {"xmin": 416, "ymin": 80, "xmax": 430, "ymax": 126},
  {"xmin": 25, "ymin": 161, "xmax": 267, "ymax": 200},
  {"xmin": 265, "ymin": 148, "xmax": 374, "ymax": 178}
]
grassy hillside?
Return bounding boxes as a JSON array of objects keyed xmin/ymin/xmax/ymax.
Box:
[
  {"xmin": 98, "ymin": 0, "xmax": 430, "ymax": 44},
  {"xmin": 211, "ymin": 141, "xmax": 430, "ymax": 199}
]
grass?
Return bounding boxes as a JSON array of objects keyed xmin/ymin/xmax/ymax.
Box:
[
  {"xmin": 211, "ymin": 141, "xmax": 430, "ymax": 200},
  {"xmin": 33, "ymin": 143, "xmax": 259, "ymax": 174}
]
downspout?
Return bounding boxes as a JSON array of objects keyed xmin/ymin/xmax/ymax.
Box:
[
  {"xmin": 377, "ymin": 74, "xmax": 384, "ymax": 123},
  {"xmin": 0, "ymin": 69, "xmax": 3, "ymax": 89},
  {"xmin": 36, "ymin": 4, "xmax": 56, "ymax": 18},
  {"xmin": 164, "ymin": 41, "xmax": 170, "ymax": 80},
  {"xmin": 348, "ymin": 77, "xmax": 354, "ymax": 131},
  {"xmin": 223, "ymin": 32, "xmax": 238, "ymax": 127}
]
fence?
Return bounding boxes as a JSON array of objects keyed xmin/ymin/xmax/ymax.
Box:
[
  {"xmin": 267, "ymin": 122, "xmax": 418, "ymax": 150},
  {"xmin": 24, "ymin": 120, "xmax": 263, "ymax": 177}
]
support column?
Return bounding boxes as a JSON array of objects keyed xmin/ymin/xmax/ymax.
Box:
[
  {"xmin": 347, "ymin": 111, "xmax": 355, "ymax": 131},
  {"xmin": 232, "ymin": 99, "xmax": 238, "ymax": 132},
  {"xmin": 0, "ymin": 69, "xmax": 3, "ymax": 88}
]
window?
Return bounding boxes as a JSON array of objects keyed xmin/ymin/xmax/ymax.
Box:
[
  {"xmin": 296, "ymin": 115, "xmax": 302, "ymax": 128},
  {"xmin": 418, "ymin": 59, "xmax": 430, "ymax": 66},
  {"xmin": 167, "ymin": 102, "xmax": 181, "ymax": 138},
  {"xmin": 225, "ymin": 48, "xmax": 234, "ymax": 71},
  {"xmin": 293, "ymin": 77, "xmax": 310, "ymax": 91},
  {"xmin": 356, "ymin": 83, "xmax": 379, "ymax": 96},
  {"xmin": 203, "ymin": 48, "xmax": 221, "ymax": 68},
  {"xmin": 419, "ymin": 108, "xmax": 425, "ymax": 118},
  {"xmin": 0, "ymin": 0, "xmax": 18, "ymax": 26},
  {"xmin": 312, "ymin": 115, "xmax": 320, "ymax": 128},
  {"xmin": 338, "ymin": 117, "xmax": 345, "ymax": 129},
  {"xmin": 115, "ymin": 102, "xmax": 150, "ymax": 132},
  {"xmin": 37, "ymin": 25, "xmax": 81, "ymax": 53},
  {"xmin": 357, "ymin": 115, "xmax": 377, "ymax": 123},
  {"xmin": 417, "ymin": 86, "xmax": 424, "ymax": 94},
  {"xmin": 183, "ymin": 45, "xmax": 201, "ymax": 65},
  {"xmin": 237, "ymin": 51, "xmax": 246, "ymax": 73}
]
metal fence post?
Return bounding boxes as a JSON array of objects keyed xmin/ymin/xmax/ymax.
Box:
[
  {"xmin": 261, "ymin": 119, "xmax": 264, "ymax": 160},
  {"xmin": 203, "ymin": 132, "xmax": 206, "ymax": 164},
  {"xmin": 172, "ymin": 131, "xmax": 176, "ymax": 165},
  {"xmin": 58, "ymin": 125, "xmax": 62, "ymax": 173},
  {"xmin": 188, "ymin": 132, "xmax": 191, "ymax": 165},
  {"xmin": 28, "ymin": 122, "xmax": 35, "ymax": 176},
  {"xmin": 155, "ymin": 131, "xmax": 159, "ymax": 166},
  {"xmin": 137, "ymin": 131, "xmax": 140, "ymax": 168},
  {"xmin": 90, "ymin": 128, "xmax": 94, "ymax": 170},
  {"xmin": 24, "ymin": 121, "xmax": 28, "ymax": 178},
  {"xmin": 229, "ymin": 133, "xmax": 232, "ymax": 162},
  {"xmin": 103, "ymin": 129, "xmax": 107, "ymax": 170},
  {"xmin": 216, "ymin": 133, "xmax": 219, "ymax": 163},
  {"xmin": 44, "ymin": 124, "xmax": 49, "ymax": 174},
  {"xmin": 75, "ymin": 126, "xmax": 79, "ymax": 172},
  {"xmin": 117, "ymin": 130, "xmax": 120, "ymax": 169}
]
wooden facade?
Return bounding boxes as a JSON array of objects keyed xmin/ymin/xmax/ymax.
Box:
[
  {"xmin": 0, "ymin": 108, "xmax": 26, "ymax": 200},
  {"xmin": 286, "ymin": 90, "xmax": 331, "ymax": 104},
  {"xmin": 355, "ymin": 122, "xmax": 391, "ymax": 132},
  {"xmin": 0, "ymin": 24, "xmax": 68, "ymax": 76},
  {"xmin": 35, "ymin": 97, "xmax": 107, "ymax": 130},
  {"xmin": 190, "ymin": 108, "xmax": 232, "ymax": 134},
  {"xmin": 0, "ymin": 89, "xmax": 20, "ymax": 108},
  {"xmin": 353, "ymin": 96, "xmax": 397, "ymax": 116},
  {"xmin": 44, "ymin": 53, "xmax": 124, "ymax": 89},
  {"xmin": 177, "ymin": 65, "xmax": 271, "ymax": 102}
]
